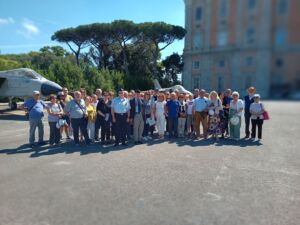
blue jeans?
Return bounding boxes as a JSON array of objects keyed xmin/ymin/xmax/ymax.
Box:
[{"xmin": 29, "ymin": 118, "xmax": 44, "ymax": 144}]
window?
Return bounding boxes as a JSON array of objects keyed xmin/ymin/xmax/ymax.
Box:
[
  {"xmin": 217, "ymin": 31, "xmax": 228, "ymax": 47},
  {"xmin": 276, "ymin": 58, "xmax": 284, "ymax": 68},
  {"xmin": 276, "ymin": 30, "xmax": 287, "ymax": 46},
  {"xmin": 194, "ymin": 76, "xmax": 200, "ymax": 89},
  {"xmin": 245, "ymin": 76, "xmax": 252, "ymax": 89},
  {"xmin": 218, "ymin": 76, "xmax": 225, "ymax": 92},
  {"xmin": 219, "ymin": 60, "xmax": 225, "ymax": 68},
  {"xmin": 247, "ymin": 27, "xmax": 256, "ymax": 44},
  {"xmin": 219, "ymin": 0, "xmax": 227, "ymax": 17},
  {"xmin": 196, "ymin": 7, "xmax": 202, "ymax": 21},
  {"xmin": 248, "ymin": 0, "xmax": 256, "ymax": 10},
  {"xmin": 194, "ymin": 61, "xmax": 200, "ymax": 69},
  {"xmin": 278, "ymin": 0, "xmax": 288, "ymax": 15},
  {"xmin": 246, "ymin": 56, "xmax": 254, "ymax": 66},
  {"xmin": 194, "ymin": 33, "xmax": 202, "ymax": 49}
]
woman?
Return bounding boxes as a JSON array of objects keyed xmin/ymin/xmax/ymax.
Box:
[
  {"xmin": 57, "ymin": 92, "xmax": 70, "ymax": 140},
  {"xmin": 153, "ymin": 93, "xmax": 166, "ymax": 139},
  {"xmin": 218, "ymin": 92, "xmax": 227, "ymax": 138},
  {"xmin": 97, "ymin": 92, "xmax": 112, "ymax": 144},
  {"xmin": 186, "ymin": 94, "xmax": 194, "ymax": 136},
  {"xmin": 229, "ymin": 91, "xmax": 244, "ymax": 140},
  {"xmin": 207, "ymin": 91, "xmax": 224, "ymax": 140},
  {"xmin": 143, "ymin": 92, "xmax": 153, "ymax": 141},
  {"xmin": 250, "ymin": 94, "xmax": 265, "ymax": 140},
  {"xmin": 178, "ymin": 95, "xmax": 186, "ymax": 138},
  {"xmin": 109, "ymin": 91, "xmax": 115, "ymax": 141},
  {"xmin": 47, "ymin": 94, "xmax": 63, "ymax": 146},
  {"xmin": 85, "ymin": 96, "xmax": 96, "ymax": 143}
]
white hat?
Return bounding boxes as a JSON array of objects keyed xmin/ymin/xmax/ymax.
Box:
[
  {"xmin": 253, "ymin": 94, "xmax": 261, "ymax": 98},
  {"xmin": 33, "ymin": 90, "xmax": 40, "ymax": 95}
]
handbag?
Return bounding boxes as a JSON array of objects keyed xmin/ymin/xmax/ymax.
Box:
[
  {"xmin": 260, "ymin": 103, "xmax": 270, "ymax": 120},
  {"xmin": 263, "ymin": 111, "xmax": 270, "ymax": 120}
]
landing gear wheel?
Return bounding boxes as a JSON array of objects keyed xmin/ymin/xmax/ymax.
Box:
[{"xmin": 10, "ymin": 102, "xmax": 17, "ymax": 110}]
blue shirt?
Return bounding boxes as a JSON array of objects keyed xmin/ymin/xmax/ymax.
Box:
[
  {"xmin": 112, "ymin": 97, "xmax": 130, "ymax": 114},
  {"xmin": 24, "ymin": 98, "xmax": 45, "ymax": 120},
  {"xmin": 193, "ymin": 97, "xmax": 209, "ymax": 112},
  {"xmin": 167, "ymin": 100, "xmax": 179, "ymax": 118}
]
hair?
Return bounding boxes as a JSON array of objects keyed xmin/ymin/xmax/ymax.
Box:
[
  {"xmin": 209, "ymin": 91, "xmax": 219, "ymax": 100},
  {"xmin": 232, "ymin": 91, "xmax": 240, "ymax": 98},
  {"xmin": 158, "ymin": 93, "xmax": 165, "ymax": 101},
  {"xmin": 49, "ymin": 94, "xmax": 56, "ymax": 100}
]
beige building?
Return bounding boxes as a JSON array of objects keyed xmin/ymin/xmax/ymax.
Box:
[{"xmin": 182, "ymin": 0, "xmax": 300, "ymax": 97}]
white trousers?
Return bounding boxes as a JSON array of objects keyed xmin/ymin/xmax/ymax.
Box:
[
  {"xmin": 87, "ymin": 122, "xmax": 95, "ymax": 141},
  {"xmin": 156, "ymin": 113, "xmax": 166, "ymax": 135}
]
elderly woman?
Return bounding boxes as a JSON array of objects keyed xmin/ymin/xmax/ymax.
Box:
[
  {"xmin": 229, "ymin": 91, "xmax": 244, "ymax": 140},
  {"xmin": 153, "ymin": 93, "xmax": 166, "ymax": 139},
  {"xmin": 207, "ymin": 91, "xmax": 224, "ymax": 140},
  {"xmin": 47, "ymin": 94, "xmax": 63, "ymax": 146},
  {"xmin": 85, "ymin": 96, "xmax": 96, "ymax": 143},
  {"xmin": 250, "ymin": 94, "xmax": 265, "ymax": 140}
]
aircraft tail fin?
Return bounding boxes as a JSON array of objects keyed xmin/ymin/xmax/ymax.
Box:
[{"xmin": 153, "ymin": 79, "xmax": 162, "ymax": 90}]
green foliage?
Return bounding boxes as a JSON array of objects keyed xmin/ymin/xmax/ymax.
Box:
[{"xmin": 0, "ymin": 58, "xmax": 21, "ymax": 70}]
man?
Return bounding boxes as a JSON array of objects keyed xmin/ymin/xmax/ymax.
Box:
[
  {"xmin": 129, "ymin": 90, "xmax": 145, "ymax": 145},
  {"xmin": 62, "ymin": 87, "xmax": 73, "ymax": 103},
  {"xmin": 193, "ymin": 88, "xmax": 200, "ymax": 99},
  {"xmin": 193, "ymin": 89, "xmax": 209, "ymax": 139},
  {"xmin": 23, "ymin": 91, "xmax": 46, "ymax": 148},
  {"xmin": 111, "ymin": 89, "xmax": 131, "ymax": 146},
  {"xmin": 166, "ymin": 92, "xmax": 180, "ymax": 138},
  {"xmin": 95, "ymin": 90, "xmax": 103, "ymax": 141},
  {"xmin": 244, "ymin": 86, "xmax": 256, "ymax": 138},
  {"xmin": 223, "ymin": 89, "xmax": 232, "ymax": 136},
  {"xmin": 64, "ymin": 91, "xmax": 90, "ymax": 146}
]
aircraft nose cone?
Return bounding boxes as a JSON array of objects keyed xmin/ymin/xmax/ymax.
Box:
[{"xmin": 41, "ymin": 81, "xmax": 62, "ymax": 96}]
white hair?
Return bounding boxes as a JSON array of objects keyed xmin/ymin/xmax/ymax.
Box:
[{"xmin": 232, "ymin": 91, "xmax": 240, "ymax": 98}]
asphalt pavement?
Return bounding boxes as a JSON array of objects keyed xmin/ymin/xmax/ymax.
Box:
[{"xmin": 0, "ymin": 101, "xmax": 299, "ymax": 225}]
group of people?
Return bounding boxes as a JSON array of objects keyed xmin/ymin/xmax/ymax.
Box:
[{"xmin": 23, "ymin": 86, "xmax": 267, "ymax": 148}]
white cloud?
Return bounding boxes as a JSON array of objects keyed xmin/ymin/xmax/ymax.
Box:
[
  {"xmin": 0, "ymin": 17, "xmax": 15, "ymax": 25},
  {"xmin": 17, "ymin": 19, "xmax": 40, "ymax": 38}
]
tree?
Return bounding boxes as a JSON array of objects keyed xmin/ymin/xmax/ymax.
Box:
[
  {"xmin": 51, "ymin": 27, "xmax": 89, "ymax": 66},
  {"xmin": 139, "ymin": 22, "xmax": 186, "ymax": 79},
  {"xmin": 161, "ymin": 53, "xmax": 183, "ymax": 85},
  {"xmin": 86, "ymin": 23, "xmax": 114, "ymax": 70},
  {"xmin": 110, "ymin": 20, "xmax": 139, "ymax": 75}
]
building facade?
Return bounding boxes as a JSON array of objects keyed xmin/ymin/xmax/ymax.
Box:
[{"xmin": 182, "ymin": 0, "xmax": 300, "ymax": 97}]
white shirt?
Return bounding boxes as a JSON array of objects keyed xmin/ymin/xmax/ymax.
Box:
[
  {"xmin": 186, "ymin": 99, "xmax": 194, "ymax": 115},
  {"xmin": 155, "ymin": 101, "xmax": 166, "ymax": 115},
  {"xmin": 250, "ymin": 102, "xmax": 264, "ymax": 119},
  {"xmin": 230, "ymin": 99, "xmax": 244, "ymax": 116}
]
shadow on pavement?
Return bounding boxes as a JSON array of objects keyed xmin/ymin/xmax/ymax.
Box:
[
  {"xmin": 0, "ymin": 141, "xmax": 134, "ymax": 158},
  {"xmin": 147, "ymin": 136, "xmax": 263, "ymax": 148},
  {"xmin": 0, "ymin": 114, "xmax": 27, "ymax": 121}
]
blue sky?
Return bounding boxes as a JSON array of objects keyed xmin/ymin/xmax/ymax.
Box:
[{"xmin": 0, "ymin": 0, "xmax": 185, "ymax": 59}]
